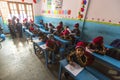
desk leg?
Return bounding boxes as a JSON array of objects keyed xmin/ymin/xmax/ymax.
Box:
[
  {"xmin": 33, "ymin": 43, "xmax": 36, "ymax": 54},
  {"xmin": 58, "ymin": 64, "xmax": 62, "ymax": 80},
  {"xmin": 52, "ymin": 52, "xmax": 55, "ymax": 64},
  {"xmin": 44, "ymin": 50, "xmax": 48, "ymax": 67}
]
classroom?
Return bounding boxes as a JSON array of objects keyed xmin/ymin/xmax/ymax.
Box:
[{"xmin": 0, "ymin": 0, "xmax": 120, "ymax": 80}]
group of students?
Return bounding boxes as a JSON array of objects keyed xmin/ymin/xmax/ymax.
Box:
[
  {"xmin": 8, "ymin": 16, "xmax": 23, "ymax": 38},
  {"xmin": 39, "ymin": 20, "xmax": 81, "ymax": 45},
  {"xmin": 8, "ymin": 16, "xmax": 35, "ymax": 39}
]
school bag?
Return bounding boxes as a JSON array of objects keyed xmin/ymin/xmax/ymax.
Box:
[
  {"xmin": 110, "ymin": 39, "xmax": 120, "ymax": 49},
  {"xmin": 106, "ymin": 48, "xmax": 120, "ymax": 60}
]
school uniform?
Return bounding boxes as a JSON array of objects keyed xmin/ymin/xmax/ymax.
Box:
[
  {"xmin": 87, "ymin": 36, "xmax": 106, "ymax": 55},
  {"xmin": 72, "ymin": 23, "xmax": 81, "ymax": 36},
  {"xmin": 67, "ymin": 42, "xmax": 94, "ymax": 67},
  {"xmin": 16, "ymin": 22, "xmax": 23, "ymax": 38},
  {"xmin": 8, "ymin": 23, "xmax": 16, "ymax": 38}
]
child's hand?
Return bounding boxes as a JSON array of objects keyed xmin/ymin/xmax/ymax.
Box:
[{"xmin": 70, "ymin": 62, "xmax": 76, "ymax": 67}]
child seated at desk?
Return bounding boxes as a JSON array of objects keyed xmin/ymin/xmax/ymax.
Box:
[
  {"xmin": 86, "ymin": 36, "xmax": 107, "ymax": 55},
  {"xmin": 71, "ymin": 23, "xmax": 81, "ymax": 36},
  {"xmin": 63, "ymin": 42, "xmax": 95, "ymax": 80},
  {"xmin": 44, "ymin": 23, "xmax": 49, "ymax": 31},
  {"xmin": 60, "ymin": 29, "xmax": 72, "ymax": 41},
  {"xmin": 53, "ymin": 21, "xmax": 64, "ymax": 35},
  {"xmin": 53, "ymin": 25, "xmax": 63, "ymax": 36},
  {"xmin": 60, "ymin": 27, "xmax": 75, "ymax": 44},
  {"xmin": 39, "ymin": 20, "xmax": 45, "ymax": 26},
  {"xmin": 38, "ymin": 32, "xmax": 48, "ymax": 42},
  {"xmin": 23, "ymin": 18, "xmax": 30, "ymax": 29},
  {"xmin": 67, "ymin": 41, "xmax": 94, "ymax": 67},
  {"xmin": 49, "ymin": 23, "xmax": 55, "ymax": 33},
  {"xmin": 86, "ymin": 36, "xmax": 120, "ymax": 60},
  {"xmin": 46, "ymin": 34, "xmax": 61, "ymax": 60}
]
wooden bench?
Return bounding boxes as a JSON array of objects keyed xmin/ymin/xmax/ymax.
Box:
[{"xmin": 58, "ymin": 59, "xmax": 110, "ymax": 80}]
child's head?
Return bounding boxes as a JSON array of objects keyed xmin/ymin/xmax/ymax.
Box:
[
  {"xmin": 40, "ymin": 20, "xmax": 43, "ymax": 23},
  {"xmin": 8, "ymin": 19, "xmax": 11, "ymax": 23},
  {"xmin": 74, "ymin": 23, "xmax": 79, "ymax": 29},
  {"xmin": 92, "ymin": 36, "xmax": 103, "ymax": 45},
  {"xmin": 45, "ymin": 23, "xmax": 48, "ymax": 27},
  {"xmin": 65, "ymin": 26, "xmax": 69, "ymax": 29},
  {"xmin": 17, "ymin": 18, "xmax": 19, "ymax": 22},
  {"xmin": 59, "ymin": 21, "xmax": 63, "ymax": 26},
  {"xmin": 75, "ymin": 42, "xmax": 86, "ymax": 56},
  {"xmin": 62, "ymin": 30, "xmax": 70, "ymax": 37},
  {"xmin": 49, "ymin": 23, "xmax": 52, "ymax": 26}
]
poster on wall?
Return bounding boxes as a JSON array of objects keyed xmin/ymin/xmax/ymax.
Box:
[
  {"xmin": 47, "ymin": 0, "xmax": 52, "ymax": 9},
  {"xmin": 54, "ymin": 0, "xmax": 63, "ymax": 10}
]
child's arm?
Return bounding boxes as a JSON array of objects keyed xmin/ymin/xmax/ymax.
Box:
[
  {"xmin": 67, "ymin": 52, "xmax": 75, "ymax": 66},
  {"xmin": 86, "ymin": 43, "xmax": 96, "ymax": 53},
  {"xmin": 97, "ymin": 45, "xmax": 107, "ymax": 55}
]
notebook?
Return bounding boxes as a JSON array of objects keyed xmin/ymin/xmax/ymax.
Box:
[{"xmin": 65, "ymin": 62, "xmax": 84, "ymax": 76}]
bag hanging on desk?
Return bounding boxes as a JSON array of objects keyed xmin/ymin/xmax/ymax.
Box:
[
  {"xmin": 106, "ymin": 48, "xmax": 120, "ymax": 60},
  {"xmin": 110, "ymin": 39, "xmax": 120, "ymax": 49}
]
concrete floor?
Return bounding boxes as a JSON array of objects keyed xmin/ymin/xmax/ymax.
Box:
[
  {"xmin": 0, "ymin": 36, "xmax": 62, "ymax": 80},
  {"xmin": 1, "ymin": 35, "xmax": 120, "ymax": 80}
]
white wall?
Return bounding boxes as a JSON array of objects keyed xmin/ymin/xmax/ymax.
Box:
[{"xmin": 86, "ymin": 0, "xmax": 120, "ymax": 24}]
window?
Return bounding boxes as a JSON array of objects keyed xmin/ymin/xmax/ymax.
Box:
[
  {"xmin": 8, "ymin": 1, "xmax": 33, "ymax": 22},
  {"xmin": 9, "ymin": 3, "xmax": 19, "ymax": 18},
  {"xmin": 26, "ymin": 4, "xmax": 33, "ymax": 21},
  {"xmin": 19, "ymin": 4, "xmax": 26, "ymax": 20},
  {"xmin": 0, "ymin": 1, "xmax": 10, "ymax": 24}
]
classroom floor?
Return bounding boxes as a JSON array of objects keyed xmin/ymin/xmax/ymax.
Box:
[
  {"xmin": 0, "ymin": 35, "xmax": 70, "ymax": 80},
  {"xmin": 1, "ymin": 35, "xmax": 119, "ymax": 80}
]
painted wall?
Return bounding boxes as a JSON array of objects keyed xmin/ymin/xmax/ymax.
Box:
[
  {"xmin": 83, "ymin": 0, "xmax": 120, "ymax": 44},
  {"xmin": 0, "ymin": 17, "xmax": 9, "ymax": 33},
  {"xmin": 35, "ymin": 0, "xmax": 120, "ymax": 45},
  {"xmin": 40, "ymin": 0, "xmax": 88, "ymax": 20},
  {"xmin": 86, "ymin": 0, "xmax": 120, "ymax": 24}
]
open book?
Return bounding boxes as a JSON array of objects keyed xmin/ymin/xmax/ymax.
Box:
[{"xmin": 65, "ymin": 62, "xmax": 84, "ymax": 76}]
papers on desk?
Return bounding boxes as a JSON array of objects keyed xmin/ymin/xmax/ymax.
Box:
[
  {"xmin": 33, "ymin": 39, "xmax": 40, "ymax": 43},
  {"xmin": 85, "ymin": 47, "xmax": 93, "ymax": 53},
  {"xmin": 39, "ymin": 44, "xmax": 47, "ymax": 49},
  {"xmin": 65, "ymin": 62, "xmax": 84, "ymax": 76}
]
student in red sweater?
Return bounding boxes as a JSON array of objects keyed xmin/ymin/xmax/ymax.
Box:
[{"xmin": 86, "ymin": 36, "xmax": 107, "ymax": 55}]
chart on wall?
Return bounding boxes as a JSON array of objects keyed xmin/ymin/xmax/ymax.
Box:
[
  {"xmin": 47, "ymin": 0, "xmax": 52, "ymax": 9},
  {"xmin": 42, "ymin": 0, "xmax": 89, "ymax": 20},
  {"xmin": 54, "ymin": 0, "xmax": 63, "ymax": 10}
]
